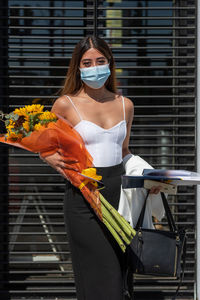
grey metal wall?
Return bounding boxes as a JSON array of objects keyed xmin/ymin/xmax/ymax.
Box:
[{"xmin": 0, "ymin": 0, "xmax": 196, "ymax": 299}]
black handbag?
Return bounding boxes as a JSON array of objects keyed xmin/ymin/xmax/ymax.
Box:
[{"xmin": 126, "ymin": 191, "xmax": 186, "ymax": 299}]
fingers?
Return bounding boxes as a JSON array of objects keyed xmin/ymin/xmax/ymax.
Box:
[
  {"xmin": 56, "ymin": 167, "xmax": 68, "ymax": 178},
  {"xmin": 56, "ymin": 158, "xmax": 78, "ymax": 171},
  {"xmin": 58, "ymin": 156, "xmax": 79, "ymax": 171},
  {"xmin": 60, "ymin": 163, "xmax": 79, "ymax": 172},
  {"xmin": 57, "ymin": 152, "xmax": 78, "ymax": 165},
  {"xmin": 61, "ymin": 158, "xmax": 79, "ymax": 164},
  {"xmin": 40, "ymin": 151, "xmax": 79, "ymax": 173},
  {"xmin": 58, "ymin": 159, "xmax": 78, "ymax": 170},
  {"xmin": 57, "ymin": 149, "xmax": 77, "ymax": 160},
  {"xmin": 149, "ymin": 186, "xmax": 162, "ymax": 194}
]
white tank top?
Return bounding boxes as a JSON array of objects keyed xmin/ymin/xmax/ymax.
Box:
[{"xmin": 65, "ymin": 95, "xmax": 127, "ymax": 167}]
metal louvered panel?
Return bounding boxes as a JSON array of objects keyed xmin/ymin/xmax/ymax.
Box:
[
  {"xmin": 0, "ymin": 1, "xmax": 9, "ymax": 300},
  {"xmin": 0, "ymin": 0, "xmax": 196, "ymax": 299}
]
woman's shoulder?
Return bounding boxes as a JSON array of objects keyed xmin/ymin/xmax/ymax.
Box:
[
  {"xmin": 51, "ymin": 95, "xmax": 71, "ymax": 115},
  {"xmin": 119, "ymin": 95, "xmax": 134, "ymax": 122},
  {"xmin": 120, "ymin": 95, "xmax": 134, "ymax": 112}
]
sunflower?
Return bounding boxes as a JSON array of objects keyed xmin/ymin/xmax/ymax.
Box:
[
  {"xmin": 38, "ymin": 111, "xmax": 57, "ymax": 121},
  {"xmin": 23, "ymin": 120, "xmax": 30, "ymax": 132},
  {"xmin": 34, "ymin": 123, "xmax": 42, "ymax": 131},
  {"xmin": 14, "ymin": 105, "xmax": 44, "ymax": 117},
  {"xmin": 6, "ymin": 119, "xmax": 15, "ymax": 133},
  {"xmin": 3, "ymin": 105, "xmax": 57, "ymax": 141},
  {"xmin": 6, "ymin": 129, "xmax": 23, "ymax": 141}
]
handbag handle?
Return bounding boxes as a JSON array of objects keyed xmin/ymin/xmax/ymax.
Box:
[
  {"xmin": 160, "ymin": 192, "xmax": 177, "ymax": 232},
  {"xmin": 135, "ymin": 190, "xmax": 150, "ymax": 229},
  {"xmin": 135, "ymin": 191, "xmax": 178, "ymax": 233}
]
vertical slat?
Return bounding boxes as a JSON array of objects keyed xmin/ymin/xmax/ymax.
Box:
[{"xmin": 0, "ymin": 0, "xmax": 9, "ymax": 298}]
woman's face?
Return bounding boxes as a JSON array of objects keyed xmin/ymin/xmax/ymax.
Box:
[{"xmin": 79, "ymin": 48, "xmax": 108, "ymax": 68}]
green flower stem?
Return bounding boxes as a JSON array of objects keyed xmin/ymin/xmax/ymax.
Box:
[
  {"xmin": 115, "ymin": 209, "xmax": 135, "ymax": 238},
  {"xmin": 99, "ymin": 193, "xmax": 136, "ymax": 238},
  {"xmin": 103, "ymin": 218, "xmax": 126, "ymax": 252},
  {"xmin": 101, "ymin": 203, "xmax": 131, "ymax": 245}
]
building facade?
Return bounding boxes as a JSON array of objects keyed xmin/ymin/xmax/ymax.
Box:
[{"xmin": 0, "ymin": 0, "xmax": 197, "ymax": 299}]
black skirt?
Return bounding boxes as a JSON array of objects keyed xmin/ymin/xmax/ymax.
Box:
[{"xmin": 64, "ymin": 163, "xmax": 132, "ymax": 300}]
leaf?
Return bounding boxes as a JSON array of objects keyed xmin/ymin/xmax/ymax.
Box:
[
  {"xmin": 24, "ymin": 131, "xmax": 32, "ymax": 137},
  {"xmin": 12, "ymin": 113, "xmax": 19, "ymax": 121},
  {"xmin": 5, "ymin": 112, "xmax": 19, "ymax": 121},
  {"xmin": 32, "ymin": 113, "xmax": 42, "ymax": 125},
  {"xmin": 15, "ymin": 126, "xmax": 23, "ymax": 133},
  {"xmin": 29, "ymin": 115, "xmax": 34, "ymax": 131},
  {"xmin": 13, "ymin": 126, "xmax": 23, "ymax": 135},
  {"xmin": 0, "ymin": 110, "xmax": 4, "ymax": 120}
]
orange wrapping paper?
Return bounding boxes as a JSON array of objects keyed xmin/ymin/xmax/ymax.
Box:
[{"xmin": 0, "ymin": 115, "xmax": 102, "ymax": 219}]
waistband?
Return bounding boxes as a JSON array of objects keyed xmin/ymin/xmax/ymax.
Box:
[{"xmin": 95, "ymin": 162, "xmax": 124, "ymax": 178}]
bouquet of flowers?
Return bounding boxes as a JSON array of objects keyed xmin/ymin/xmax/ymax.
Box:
[{"xmin": 0, "ymin": 105, "xmax": 135, "ymax": 252}]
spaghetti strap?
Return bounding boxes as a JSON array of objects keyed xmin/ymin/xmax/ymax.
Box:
[
  {"xmin": 64, "ymin": 95, "xmax": 83, "ymax": 121},
  {"xmin": 121, "ymin": 96, "xmax": 126, "ymax": 120}
]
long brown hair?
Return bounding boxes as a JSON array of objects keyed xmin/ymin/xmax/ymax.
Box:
[{"xmin": 59, "ymin": 36, "xmax": 117, "ymax": 96}]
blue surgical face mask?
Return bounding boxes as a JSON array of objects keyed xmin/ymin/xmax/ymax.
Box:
[{"xmin": 79, "ymin": 64, "xmax": 111, "ymax": 89}]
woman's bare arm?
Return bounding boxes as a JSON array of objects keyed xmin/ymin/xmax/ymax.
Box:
[
  {"xmin": 39, "ymin": 97, "xmax": 78, "ymax": 177},
  {"xmin": 122, "ymin": 97, "xmax": 161, "ymax": 194},
  {"xmin": 122, "ymin": 97, "xmax": 134, "ymax": 158}
]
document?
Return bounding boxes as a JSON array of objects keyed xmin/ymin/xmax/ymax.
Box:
[{"xmin": 122, "ymin": 169, "xmax": 200, "ymax": 189}]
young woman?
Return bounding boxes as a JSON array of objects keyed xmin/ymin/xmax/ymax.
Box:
[{"xmin": 42, "ymin": 36, "xmax": 160, "ymax": 300}]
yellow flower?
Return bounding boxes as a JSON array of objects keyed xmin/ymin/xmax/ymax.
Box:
[
  {"xmin": 38, "ymin": 111, "xmax": 57, "ymax": 121},
  {"xmin": 6, "ymin": 123, "xmax": 14, "ymax": 130},
  {"xmin": 79, "ymin": 168, "xmax": 103, "ymax": 190},
  {"xmin": 4, "ymin": 106, "xmax": 57, "ymax": 140},
  {"xmin": 7, "ymin": 131, "xmax": 23, "ymax": 141},
  {"xmin": 22, "ymin": 121, "xmax": 30, "ymax": 132},
  {"xmin": 34, "ymin": 123, "xmax": 42, "ymax": 131},
  {"xmin": 14, "ymin": 105, "xmax": 44, "ymax": 117},
  {"xmin": 6, "ymin": 119, "xmax": 15, "ymax": 131},
  {"xmin": 81, "ymin": 168, "xmax": 102, "ymax": 182}
]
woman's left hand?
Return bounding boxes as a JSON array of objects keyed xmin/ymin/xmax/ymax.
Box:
[{"xmin": 149, "ymin": 186, "xmax": 163, "ymax": 194}]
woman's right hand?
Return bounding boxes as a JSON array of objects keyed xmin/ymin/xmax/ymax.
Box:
[{"xmin": 40, "ymin": 150, "xmax": 79, "ymax": 178}]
